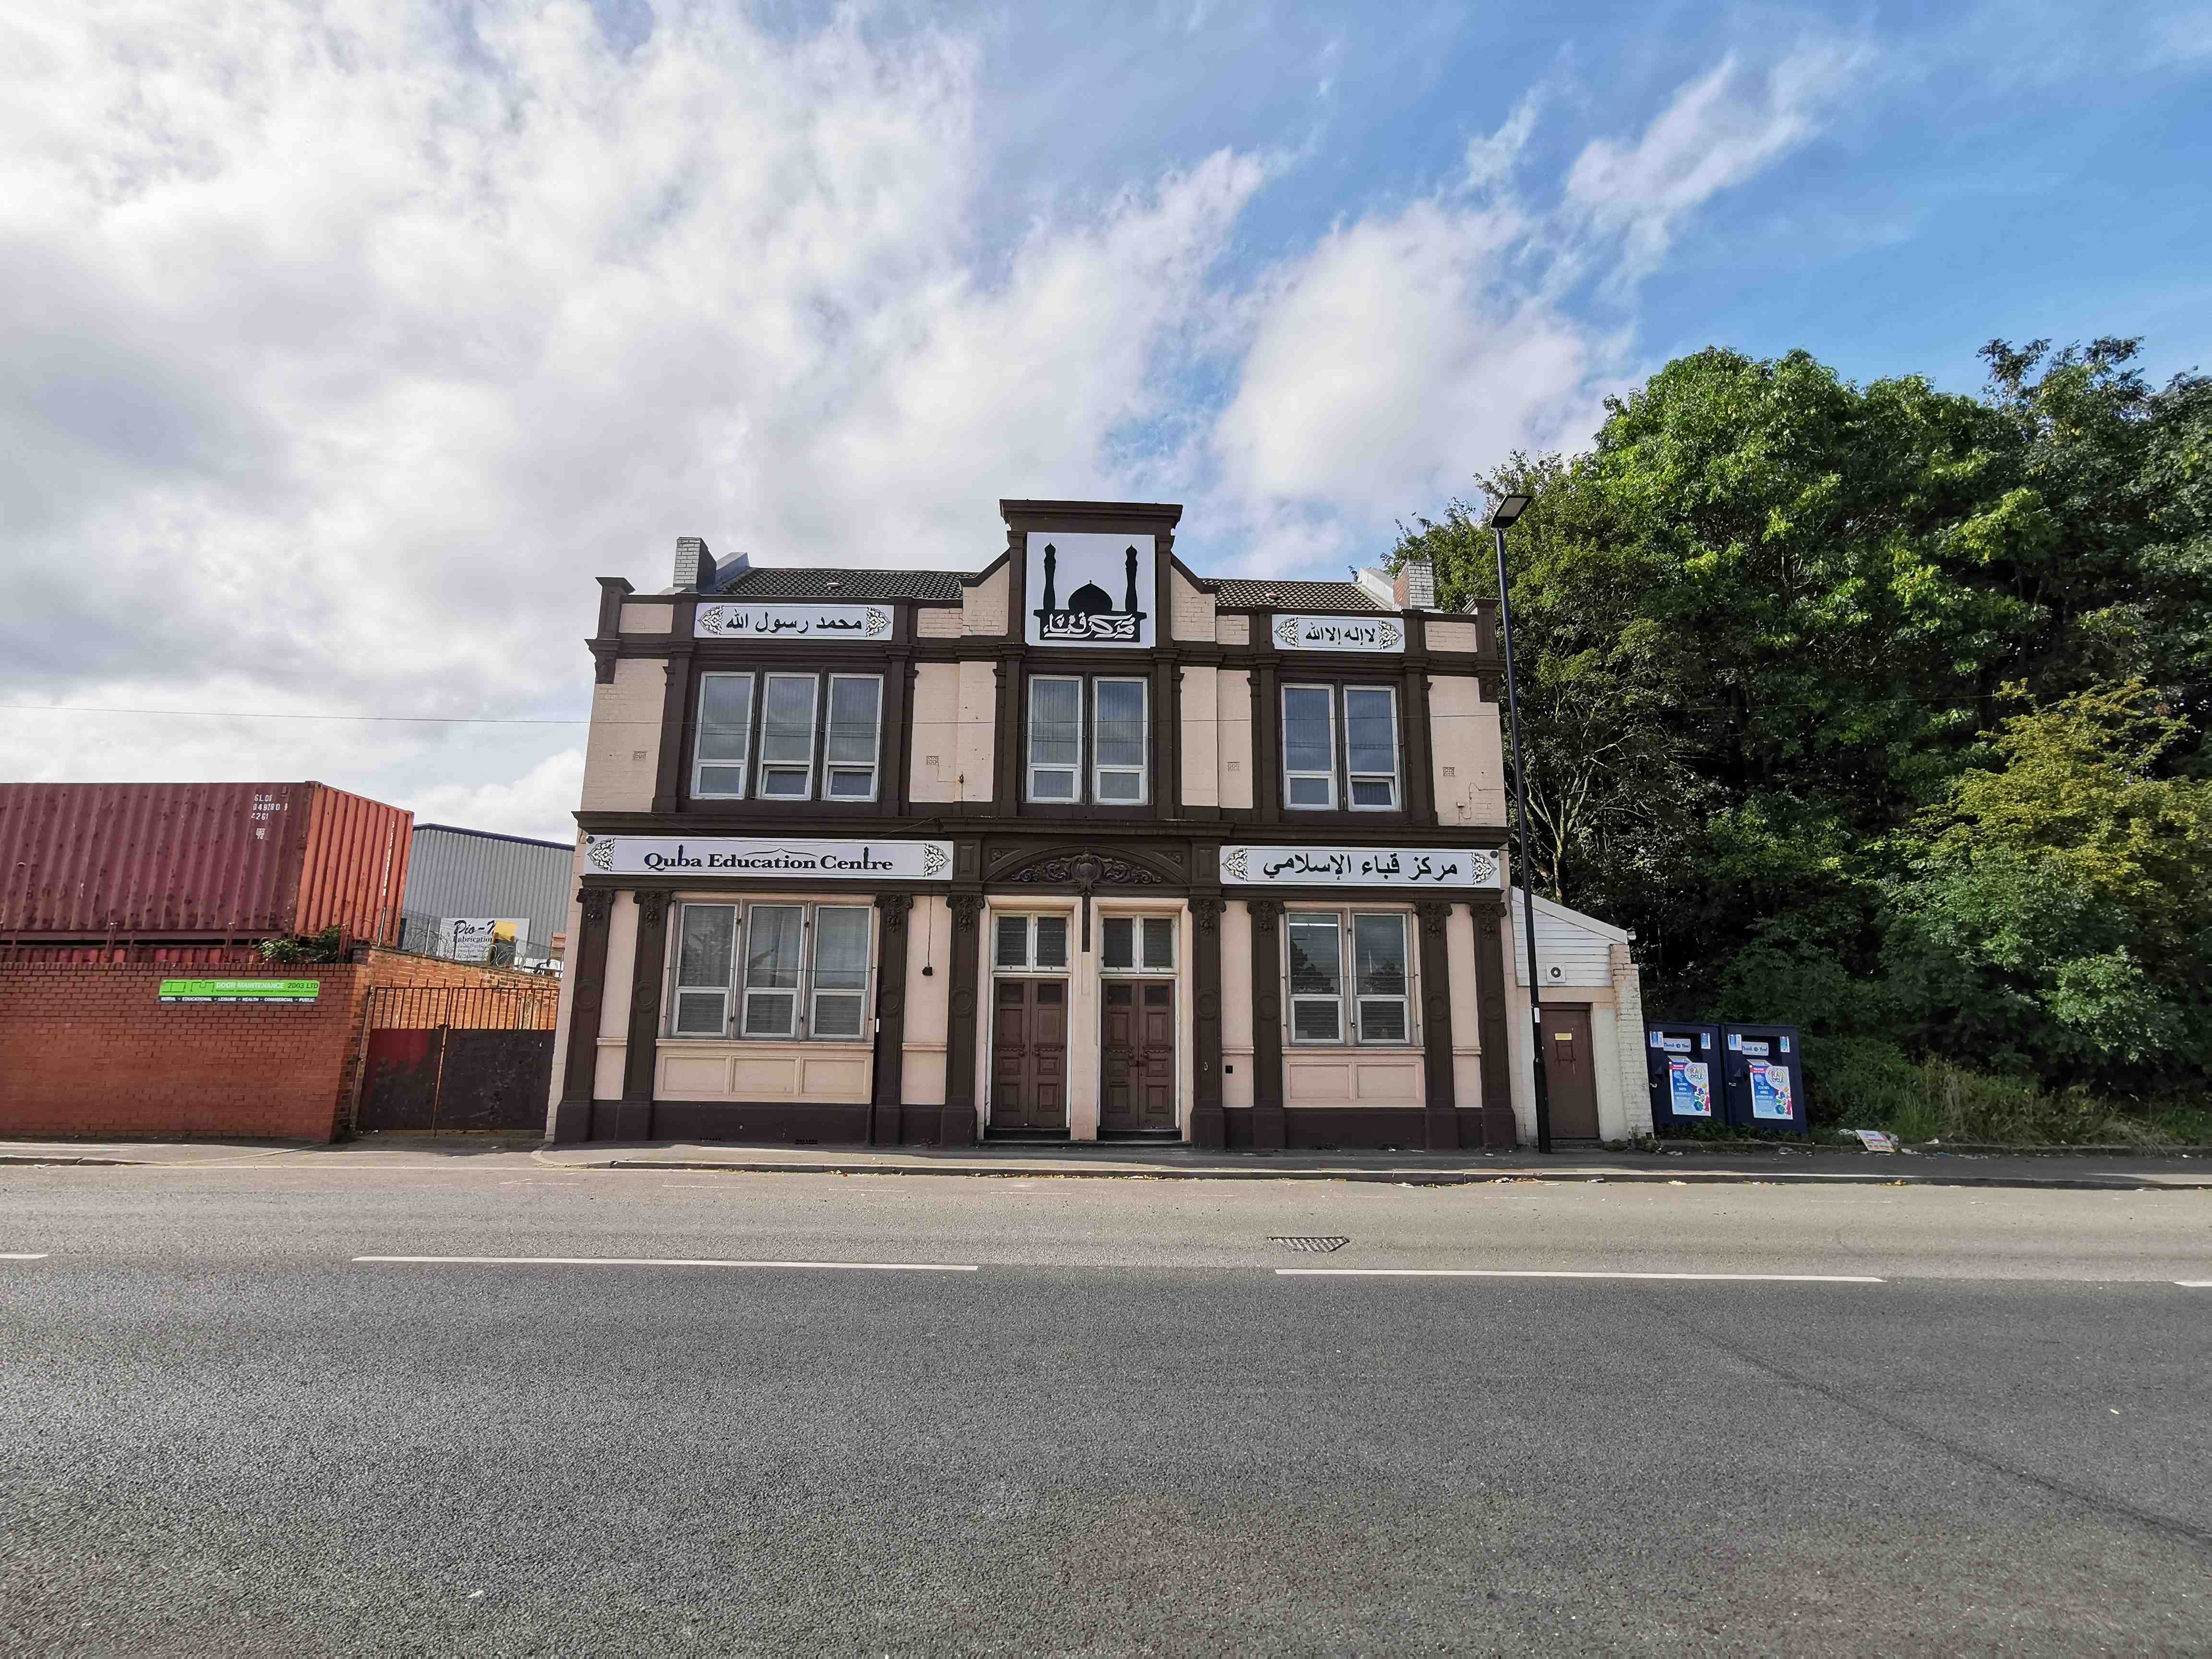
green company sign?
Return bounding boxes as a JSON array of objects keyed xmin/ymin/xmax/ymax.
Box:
[{"xmin": 156, "ymin": 979, "xmax": 322, "ymax": 1004}]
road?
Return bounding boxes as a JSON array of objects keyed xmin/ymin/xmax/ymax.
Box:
[{"xmin": 2, "ymin": 1160, "xmax": 2208, "ymax": 1655}]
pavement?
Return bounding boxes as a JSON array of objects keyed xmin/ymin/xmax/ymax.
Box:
[
  {"xmin": 4, "ymin": 1132, "xmax": 2210, "ymax": 1190},
  {"xmin": 1, "ymin": 1158, "xmax": 2209, "ymax": 1654}
]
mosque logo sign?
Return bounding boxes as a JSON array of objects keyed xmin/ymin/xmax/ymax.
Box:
[{"xmin": 1025, "ymin": 532, "xmax": 1153, "ymax": 648}]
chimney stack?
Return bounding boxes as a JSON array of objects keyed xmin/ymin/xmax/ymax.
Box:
[
  {"xmin": 674, "ymin": 536, "xmax": 718, "ymax": 592},
  {"xmin": 1393, "ymin": 559, "xmax": 1436, "ymax": 610}
]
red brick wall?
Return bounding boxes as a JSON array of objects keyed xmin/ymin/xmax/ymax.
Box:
[{"xmin": 0, "ymin": 951, "xmax": 559, "ymax": 1142}]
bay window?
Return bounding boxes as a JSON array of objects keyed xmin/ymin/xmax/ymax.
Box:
[
  {"xmin": 1285, "ymin": 910, "xmax": 1413, "ymax": 1045},
  {"xmin": 688, "ymin": 671, "xmax": 883, "ymax": 803},
  {"xmin": 669, "ymin": 902, "xmax": 874, "ymax": 1040},
  {"xmin": 1282, "ymin": 684, "xmax": 1401, "ymax": 811}
]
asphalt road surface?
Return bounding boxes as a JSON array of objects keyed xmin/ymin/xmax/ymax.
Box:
[{"xmin": 2, "ymin": 1163, "xmax": 2208, "ymax": 1656}]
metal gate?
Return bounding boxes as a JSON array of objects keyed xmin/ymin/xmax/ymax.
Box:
[{"xmin": 357, "ymin": 985, "xmax": 560, "ymax": 1133}]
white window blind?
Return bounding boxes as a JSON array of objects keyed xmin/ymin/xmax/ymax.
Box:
[
  {"xmin": 1027, "ymin": 677, "xmax": 1082, "ymax": 802},
  {"xmin": 693, "ymin": 675, "xmax": 754, "ymax": 799},
  {"xmin": 673, "ymin": 904, "xmax": 737, "ymax": 1035},
  {"xmin": 1344, "ymin": 687, "xmax": 1400, "ymax": 809},
  {"xmin": 741, "ymin": 904, "xmax": 805, "ymax": 1035},
  {"xmin": 1286, "ymin": 914, "xmax": 1343, "ymax": 1042},
  {"xmin": 757, "ymin": 674, "xmax": 818, "ymax": 800},
  {"xmin": 809, "ymin": 906, "xmax": 872, "ymax": 1037},
  {"xmin": 824, "ymin": 676, "xmax": 882, "ymax": 801}
]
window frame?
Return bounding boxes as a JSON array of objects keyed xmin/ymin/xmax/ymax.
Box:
[
  {"xmin": 1282, "ymin": 908, "xmax": 1418, "ymax": 1047},
  {"xmin": 822, "ymin": 673, "xmax": 884, "ymax": 803},
  {"xmin": 1090, "ymin": 677, "xmax": 1150, "ymax": 806},
  {"xmin": 1101, "ymin": 912, "xmax": 1177, "ymax": 974},
  {"xmin": 993, "ymin": 912, "xmax": 1072, "ymax": 974},
  {"xmin": 1026, "ymin": 675, "xmax": 1085, "ymax": 805},
  {"xmin": 683, "ymin": 669, "xmax": 886, "ymax": 808},
  {"xmin": 1024, "ymin": 672, "xmax": 1153, "ymax": 808},
  {"xmin": 666, "ymin": 901, "xmax": 876, "ymax": 1043},
  {"xmin": 692, "ymin": 673, "xmax": 756, "ymax": 801},
  {"xmin": 1280, "ymin": 681, "xmax": 1405, "ymax": 817}
]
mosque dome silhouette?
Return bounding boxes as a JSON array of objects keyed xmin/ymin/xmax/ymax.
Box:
[{"xmin": 1066, "ymin": 581, "xmax": 1114, "ymax": 614}]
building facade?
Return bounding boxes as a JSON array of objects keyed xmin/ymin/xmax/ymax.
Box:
[{"xmin": 547, "ymin": 498, "xmax": 1650, "ymax": 1148}]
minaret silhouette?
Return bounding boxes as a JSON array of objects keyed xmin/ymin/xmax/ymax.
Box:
[
  {"xmin": 1041, "ymin": 544, "xmax": 1058, "ymax": 612},
  {"xmin": 1123, "ymin": 546, "xmax": 1139, "ymax": 615}
]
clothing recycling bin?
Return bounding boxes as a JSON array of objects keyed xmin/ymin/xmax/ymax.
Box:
[
  {"xmin": 1719, "ymin": 1024, "xmax": 1807, "ymax": 1134},
  {"xmin": 1643, "ymin": 1022, "xmax": 1721, "ymax": 1134}
]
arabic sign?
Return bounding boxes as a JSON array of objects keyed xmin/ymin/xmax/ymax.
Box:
[
  {"xmin": 1220, "ymin": 845, "xmax": 1502, "ymax": 888},
  {"xmin": 1025, "ymin": 532, "xmax": 1154, "ymax": 649},
  {"xmin": 157, "ymin": 979, "xmax": 321, "ymax": 1003},
  {"xmin": 439, "ymin": 917, "xmax": 527, "ymax": 964},
  {"xmin": 1667, "ymin": 1058, "xmax": 1714, "ymax": 1118},
  {"xmin": 581, "ymin": 835, "xmax": 952, "ymax": 880},
  {"xmin": 695, "ymin": 603, "xmax": 891, "ymax": 640},
  {"xmin": 1274, "ymin": 615, "xmax": 1405, "ymax": 653}
]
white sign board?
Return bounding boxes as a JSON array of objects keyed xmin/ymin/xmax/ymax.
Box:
[
  {"xmin": 1273, "ymin": 614, "xmax": 1405, "ymax": 653},
  {"xmin": 439, "ymin": 917, "xmax": 528, "ymax": 963},
  {"xmin": 1221, "ymin": 845, "xmax": 1502, "ymax": 889},
  {"xmin": 695, "ymin": 603, "xmax": 891, "ymax": 640},
  {"xmin": 1025, "ymin": 532, "xmax": 1154, "ymax": 649},
  {"xmin": 582, "ymin": 835, "xmax": 951, "ymax": 880}
]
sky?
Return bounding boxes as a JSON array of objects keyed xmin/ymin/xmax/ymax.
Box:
[{"xmin": 5, "ymin": 0, "xmax": 2210, "ymax": 843}]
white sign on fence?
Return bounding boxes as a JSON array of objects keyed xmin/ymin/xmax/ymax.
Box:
[
  {"xmin": 1272, "ymin": 615, "xmax": 1405, "ymax": 653},
  {"xmin": 581, "ymin": 835, "xmax": 952, "ymax": 880},
  {"xmin": 694, "ymin": 603, "xmax": 891, "ymax": 640},
  {"xmin": 438, "ymin": 917, "xmax": 528, "ymax": 963},
  {"xmin": 1220, "ymin": 845, "xmax": 1501, "ymax": 889}
]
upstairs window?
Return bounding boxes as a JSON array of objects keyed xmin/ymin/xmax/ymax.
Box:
[
  {"xmin": 688, "ymin": 671, "xmax": 883, "ymax": 803},
  {"xmin": 1282, "ymin": 684, "xmax": 1400, "ymax": 811},
  {"xmin": 1027, "ymin": 675, "xmax": 1148, "ymax": 805}
]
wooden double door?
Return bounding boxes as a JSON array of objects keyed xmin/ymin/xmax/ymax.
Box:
[
  {"xmin": 991, "ymin": 978, "xmax": 1068, "ymax": 1130},
  {"xmin": 1100, "ymin": 979, "xmax": 1177, "ymax": 1134}
]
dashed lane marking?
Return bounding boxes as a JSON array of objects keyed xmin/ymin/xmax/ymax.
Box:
[
  {"xmin": 352, "ymin": 1255, "xmax": 979, "ymax": 1272},
  {"xmin": 1283, "ymin": 1283, "xmax": 1885, "ymax": 1292}
]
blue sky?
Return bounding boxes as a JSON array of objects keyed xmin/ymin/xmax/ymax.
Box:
[{"xmin": 4, "ymin": 0, "xmax": 2208, "ymax": 838}]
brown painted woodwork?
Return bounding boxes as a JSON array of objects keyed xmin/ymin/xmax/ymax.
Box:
[
  {"xmin": 1470, "ymin": 899, "xmax": 1516, "ymax": 1148},
  {"xmin": 1545, "ymin": 1004, "xmax": 1600, "ymax": 1138},
  {"xmin": 1414, "ymin": 900, "xmax": 1456, "ymax": 1151},
  {"xmin": 553, "ymin": 888, "xmax": 613, "ymax": 1143},
  {"xmin": 1190, "ymin": 895, "xmax": 1225, "ymax": 1147},
  {"xmin": 990, "ymin": 978, "xmax": 1068, "ymax": 1130},
  {"xmin": 943, "ymin": 891, "xmax": 983, "ymax": 1144},
  {"xmin": 1247, "ymin": 898, "xmax": 1286, "ymax": 1150},
  {"xmin": 617, "ymin": 889, "xmax": 671, "ymax": 1139},
  {"xmin": 1100, "ymin": 980, "xmax": 1176, "ymax": 1131},
  {"xmin": 870, "ymin": 893, "xmax": 912, "ymax": 1145}
]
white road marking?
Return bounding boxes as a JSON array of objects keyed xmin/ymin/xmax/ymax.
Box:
[
  {"xmin": 0, "ymin": 1252, "xmax": 51, "ymax": 1260},
  {"xmin": 352, "ymin": 1254, "xmax": 978, "ymax": 1272},
  {"xmin": 1276, "ymin": 1268, "xmax": 1886, "ymax": 1282},
  {"xmin": 2177, "ymin": 1281, "xmax": 2212, "ymax": 1287},
  {"xmin": 1283, "ymin": 1283, "xmax": 1885, "ymax": 1292}
]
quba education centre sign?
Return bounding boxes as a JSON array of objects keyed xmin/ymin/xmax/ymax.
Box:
[{"xmin": 582, "ymin": 836, "xmax": 953, "ymax": 879}]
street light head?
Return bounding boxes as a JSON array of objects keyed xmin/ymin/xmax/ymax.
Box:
[{"xmin": 1488, "ymin": 493, "xmax": 1532, "ymax": 530}]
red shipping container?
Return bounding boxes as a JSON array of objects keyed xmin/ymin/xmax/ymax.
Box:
[{"xmin": 0, "ymin": 782, "xmax": 411, "ymax": 947}]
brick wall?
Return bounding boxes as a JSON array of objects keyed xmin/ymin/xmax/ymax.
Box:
[{"xmin": 0, "ymin": 950, "xmax": 557, "ymax": 1142}]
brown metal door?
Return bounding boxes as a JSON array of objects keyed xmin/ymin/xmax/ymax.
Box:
[
  {"xmin": 1544, "ymin": 1005, "xmax": 1601, "ymax": 1138},
  {"xmin": 990, "ymin": 979, "xmax": 1067, "ymax": 1130},
  {"xmin": 1100, "ymin": 981, "xmax": 1177, "ymax": 1132}
]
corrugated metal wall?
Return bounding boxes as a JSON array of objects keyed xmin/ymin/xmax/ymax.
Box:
[
  {"xmin": 0, "ymin": 782, "xmax": 410, "ymax": 945},
  {"xmin": 399, "ymin": 825, "xmax": 572, "ymax": 950}
]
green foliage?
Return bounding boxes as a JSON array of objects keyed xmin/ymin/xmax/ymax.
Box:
[
  {"xmin": 257, "ymin": 925, "xmax": 348, "ymax": 964},
  {"xmin": 1400, "ymin": 337, "xmax": 2212, "ymax": 1119}
]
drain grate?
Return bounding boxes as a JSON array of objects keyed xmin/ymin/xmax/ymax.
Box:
[{"xmin": 1271, "ymin": 1236, "xmax": 1349, "ymax": 1253}]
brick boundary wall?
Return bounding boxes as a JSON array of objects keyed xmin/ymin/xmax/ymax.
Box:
[{"xmin": 0, "ymin": 950, "xmax": 555, "ymax": 1142}]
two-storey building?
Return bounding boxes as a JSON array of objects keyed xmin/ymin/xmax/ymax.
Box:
[{"xmin": 547, "ymin": 498, "xmax": 1650, "ymax": 1148}]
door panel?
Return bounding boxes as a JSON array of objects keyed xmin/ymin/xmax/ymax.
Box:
[
  {"xmin": 991, "ymin": 979, "xmax": 1068, "ymax": 1130},
  {"xmin": 1100, "ymin": 979, "xmax": 1178, "ymax": 1133},
  {"xmin": 1544, "ymin": 1005, "xmax": 1600, "ymax": 1138}
]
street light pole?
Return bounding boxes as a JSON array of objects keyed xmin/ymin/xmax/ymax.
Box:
[{"xmin": 1489, "ymin": 493, "xmax": 1552, "ymax": 1154}]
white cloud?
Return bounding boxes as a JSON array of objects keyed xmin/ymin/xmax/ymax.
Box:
[{"xmin": 0, "ymin": 3, "xmax": 1865, "ymax": 824}]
